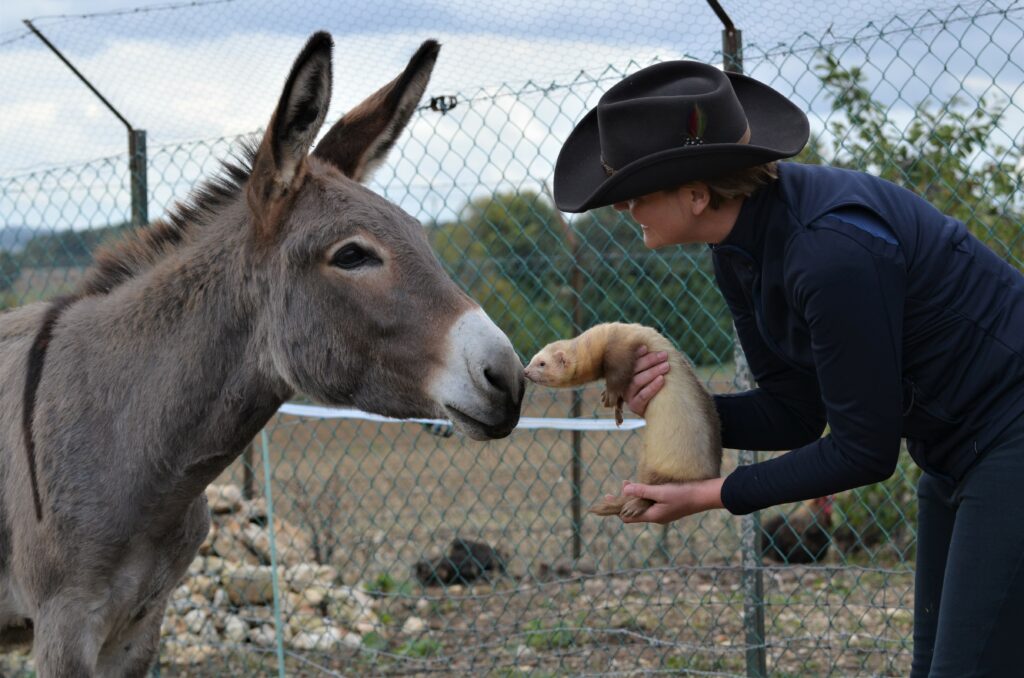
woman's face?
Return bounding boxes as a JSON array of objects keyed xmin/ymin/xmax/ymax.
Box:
[
  {"xmin": 613, "ymin": 183, "xmax": 739, "ymax": 248},
  {"xmin": 613, "ymin": 186, "xmax": 694, "ymax": 249}
]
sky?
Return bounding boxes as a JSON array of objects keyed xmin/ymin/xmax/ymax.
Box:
[
  {"xmin": 1, "ymin": 0, "xmax": 148, "ymax": 30},
  {"xmin": 1, "ymin": 0, "xmax": 1022, "ymax": 230}
]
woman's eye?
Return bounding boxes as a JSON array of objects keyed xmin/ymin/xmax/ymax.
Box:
[{"xmin": 331, "ymin": 244, "xmax": 380, "ymax": 270}]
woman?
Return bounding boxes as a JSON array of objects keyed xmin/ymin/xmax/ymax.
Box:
[{"xmin": 551, "ymin": 59, "xmax": 1024, "ymax": 675}]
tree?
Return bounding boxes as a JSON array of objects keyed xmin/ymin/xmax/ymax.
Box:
[
  {"xmin": 427, "ymin": 192, "xmax": 732, "ymax": 364},
  {"xmin": 0, "ymin": 251, "xmax": 18, "ymax": 292},
  {"xmin": 805, "ymin": 52, "xmax": 1023, "ymax": 268},
  {"xmin": 428, "ymin": 191, "xmax": 574, "ymax": 357}
]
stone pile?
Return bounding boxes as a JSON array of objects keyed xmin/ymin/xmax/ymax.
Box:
[{"xmin": 158, "ymin": 483, "xmax": 387, "ymax": 666}]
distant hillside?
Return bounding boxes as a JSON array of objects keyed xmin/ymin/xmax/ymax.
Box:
[{"xmin": 0, "ymin": 226, "xmax": 36, "ymax": 253}]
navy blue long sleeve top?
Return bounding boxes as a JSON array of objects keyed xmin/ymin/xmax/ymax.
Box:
[{"xmin": 713, "ymin": 163, "xmax": 1024, "ymax": 515}]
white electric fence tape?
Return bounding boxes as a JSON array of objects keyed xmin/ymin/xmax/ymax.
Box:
[{"xmin": 276, "ymin": 403, "xmax": 646, "ymax": 431}]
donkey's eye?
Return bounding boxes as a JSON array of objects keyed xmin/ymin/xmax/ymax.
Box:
[{"xmin": 331, "ymin": 243, "xmax": 380, "ymax": 270}]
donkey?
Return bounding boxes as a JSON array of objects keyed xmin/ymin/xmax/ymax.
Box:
[{"xmin": 0, "ymin": 32, "xmax": 524, "ymax": 676}]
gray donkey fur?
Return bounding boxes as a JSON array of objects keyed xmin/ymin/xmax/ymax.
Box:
[{"xmin": 0, "ymin": 33, "xmax": 524, "ymax": 676}]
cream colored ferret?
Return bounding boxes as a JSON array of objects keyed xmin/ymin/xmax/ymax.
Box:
[{"xmin": 524, "ymin": 322, "xmax": 721, "ymax": 518}]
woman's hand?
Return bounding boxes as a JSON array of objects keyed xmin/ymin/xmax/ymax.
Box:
[
  {"xmin": 616, "ymin": 477, "xmax": 726, "ymax": 524},
  {"xmin": 625, "ymin": 346, "xmax": 670, "ymax": 417}
]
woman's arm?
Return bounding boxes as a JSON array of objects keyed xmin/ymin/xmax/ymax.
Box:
[{"xmin": 623, "ymin": 216, "xmax": 908, "ymax": 522}]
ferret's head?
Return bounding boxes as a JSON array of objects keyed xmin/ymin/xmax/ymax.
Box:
[{"xmin": 524, "ymin": 341, "xmax": 573, "ymax": 386}]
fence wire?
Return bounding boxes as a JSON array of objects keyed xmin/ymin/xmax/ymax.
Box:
[{"xmin": 1, "ymin": 0, "xmax": 1023, "ymax": 676}]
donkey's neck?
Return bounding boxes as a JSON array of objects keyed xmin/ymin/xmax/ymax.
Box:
[{"xmin": 43, "ymin": 226, "xmax": 290, "ymax": 524}]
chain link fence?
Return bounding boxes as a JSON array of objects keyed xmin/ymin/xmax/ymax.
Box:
[{"xmin": 1, "ymin": 0, "xmax": 1023, "ymax": 675}]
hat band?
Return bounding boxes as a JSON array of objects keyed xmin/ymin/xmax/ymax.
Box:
[{"xmin": 600, "ymin": 124, "xmax": 751, "ymax": 177}]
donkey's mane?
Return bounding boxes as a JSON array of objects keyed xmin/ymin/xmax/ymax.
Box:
[{"xmin": 75, "ymin": 138, "xmax": 259, "ymax": 297}]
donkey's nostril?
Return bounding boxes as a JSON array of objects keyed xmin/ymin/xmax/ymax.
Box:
[{"xmin": 483, "ymin": 367, "xmax": 505, "ymax": 393}]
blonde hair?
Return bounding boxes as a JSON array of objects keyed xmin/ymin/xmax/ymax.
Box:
[{"xmin": 698, "ymin": 161, "xmax": 779, "ymax": 209}]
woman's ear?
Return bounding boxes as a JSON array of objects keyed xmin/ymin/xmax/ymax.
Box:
[{"xmin": 686, "ymin": 182, "xmax": 711, "ymax": 216}]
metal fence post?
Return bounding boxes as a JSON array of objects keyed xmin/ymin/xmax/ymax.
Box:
[
  {"xmin": 129, "ymin": 129, "xmax": 148, "ymax": 227},
  {"xmin": 259, "ymin": 430, "xmax": 288, "ymax": 678},
  {"xmin": 547, "ymin": 184, "xmax": 586, "ymax": 560},
  {"xmin": 735, "ymin": 337, "xmax": 767, "ymax": 677},
  {"xmin": 705, "ymin": 1, "xmax": 769, "ymax": 674},
  {"xmin": 24, "ymin": 19, "xmax": 148, "ymax": 230}
]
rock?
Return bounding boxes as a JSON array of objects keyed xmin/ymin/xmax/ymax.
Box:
[
  {"xmin": 315, "ymin": 565, "xmax": 338, "ymax": 586},
  {"xmin": 160, "ymin": 613, "xmax": 186, "ymax": 638},
  {"xmin": 218, "ymin": 514, "xmax": 246, "ymax": 538},
  {"xmin": 206, "ymin": 484, "xmax": 243, "ymax": 513},
  {"xmin": 239, "ymin": 605, "xmax": 274, "ymax": 626},
  {"xmin": 212, "ymin": 517, "xmax": 260, "ymax": 565},
  {"xmin": 211, "ymin": 588, "xmax": 229, "ymax": 609},
  {"xmin": 325, "ymin": 590, "xmax": 362, "ymax": 625},
  {"xmin": 250, "ymin": 624, "xmax": 277, "ymax": 648},
  {"xmin": 188, "ymin": 557, "xmax": 204, "ymax": 576},
  {"xmin": 163, "ymin": 642, "xmax": 216, "ymax": 665},
  {"xmin": 415, "ymin": 598, "xmax": 431, "ymax": 614},
  {"xmin": 402, "ymin": 616, "xmax": 427, "ymax": 634},
  {"xmin": 284, "ymin": 563, "xmax": 319, "ymax": 591},
  {"xmin": 573, "ymin": 558, "xmax": 598, "ymax": 576},
  {"xmin": 184, "ymin": 609, "xmax": 209, "ymax": 635},
  {"xmin": 283, "ymin": 591, "xmax": 304, "ymax": 615},
  {"xmin": 242, "ymin": 521, "xmax": 315, "ymax": 567},
  {"xmin": 198, "ymin": 525, "xmax": 215, "ymax": 556},
  {"xmin": 172, "ymin": 587, "xmax": 207, "ymax": 614},
  {"xmin": 243, "ymin": 497, "xmax": 268, "ymax": 522},
  {"xmin": 291, "ymin": 627, "xmax": 344, "ymax": 651},
  {"xmin": 205, "ymin": 556, "xmax": 225, "ymax": 575},
  {"xmin": 222, "ymin": 614, "xmax": 248, "ymax": 643},
  {"xmin": 341, "ymin": 631, "xmax": 363, "ymax": 650},
  {"xmin": 288, "ymin": 611, "xmax": 326, "ymax": 635},
  {"xmin": 187, "ymin": 575, "xmax": 217, "ymax": 600},
  {"xmin": 303, "ymin": 586, "xmax": 327, "ymax": 607},
  {"xmin": 222, "ymin": 564, "xmax": 275, "ymax": 606},
  {"xmin": 355, "ymin": 620, "xmax": 379, "ymax": 635}
]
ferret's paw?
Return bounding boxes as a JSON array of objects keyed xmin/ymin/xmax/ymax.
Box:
[
  {"xmin": 620, "ymin": 497, "xmax": 655, "ymax": 518},
  {"xmin": 588, "ymin": 495, "xmax": 626, "ymax": 516}
]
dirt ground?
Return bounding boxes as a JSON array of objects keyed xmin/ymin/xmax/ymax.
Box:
[
  {"xmin": 181, "ymin": 377, "xmax": 916, "ymax": 676},
  {"xmin": 146, "ymin": 565, "xmax": 913, "ymax": 677}
]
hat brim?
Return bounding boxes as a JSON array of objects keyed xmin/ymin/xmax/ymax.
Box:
[{"xmin": 553, "ymin": 72, "xmax": 809, "ymax": 213}]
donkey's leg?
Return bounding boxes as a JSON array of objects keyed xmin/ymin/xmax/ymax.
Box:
[
  {"xmin": 95, "ymin": 607, "xmax": 164, "ymax": 678},
  {"xmin": 33, "ymin": 601, "xmax": 102, "ymax": 678}
]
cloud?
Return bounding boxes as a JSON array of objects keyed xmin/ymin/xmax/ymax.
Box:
[{"xmin": 2, "ymin": 4, "xmax": 1022, "ymax": 233}]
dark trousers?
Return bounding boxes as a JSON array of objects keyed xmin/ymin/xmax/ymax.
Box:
[{"xmin": 912, "ymin": 415, "xmax": 1024, "ymax": 677}]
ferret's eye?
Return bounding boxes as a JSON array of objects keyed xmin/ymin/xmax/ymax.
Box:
[
  {"xmin": 539, "ymin": 361, "xmax": 546, "ymax": 367},
  {"xmin": 331, "ymin": 243, "xmax": 381, "ymax": 270}
]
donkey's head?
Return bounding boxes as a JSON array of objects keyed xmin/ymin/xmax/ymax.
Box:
[{"xmin": 247, "ymin": 33, "xmax": 523, "ymax": 439}]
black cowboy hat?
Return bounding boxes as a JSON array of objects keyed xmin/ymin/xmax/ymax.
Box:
[{"xmin": 553, "ymin": 60, "xmax": 809, "ymax": 213}]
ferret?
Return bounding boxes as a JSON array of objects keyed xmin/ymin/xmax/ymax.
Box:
[{"xmin": 524, "ymin": 322, "xmax": 722, "ymax": 518}]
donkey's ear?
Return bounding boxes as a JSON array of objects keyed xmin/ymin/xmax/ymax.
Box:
[
  {"xmin": 248, "ymin": 31, "xmax": 333, "ymax": 237},
  {"xmin": 313, "ymin": 40, "xmax": 439, "ymax": 183}
]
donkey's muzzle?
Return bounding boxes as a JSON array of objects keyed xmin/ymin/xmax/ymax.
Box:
[{"xmin": 430, "ymin": 308, "xmax": 524, "ymax": 440}]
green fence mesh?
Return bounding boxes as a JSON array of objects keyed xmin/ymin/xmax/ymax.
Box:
[{"xmin": 1, "ymin": 0, "xmax": 1023, "ymax": 675}]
